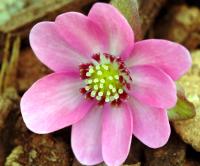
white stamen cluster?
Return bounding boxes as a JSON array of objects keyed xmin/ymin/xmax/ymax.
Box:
[
  {"xmin": 85, "ymin": 77, "xmax": 124, "ymax": 102},
  {"xmin": 84, "ymin": 62, "xmax": 123, "ymax": 102},
  {"xmin": 79, "ymin": 53, "xmax": 131, "ymax": 105}
]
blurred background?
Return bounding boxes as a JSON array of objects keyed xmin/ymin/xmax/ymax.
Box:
[{"xmin": 0, "ymin": 0, "xmax": 200, "ymax": 165}]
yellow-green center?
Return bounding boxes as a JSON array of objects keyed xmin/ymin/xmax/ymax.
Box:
[{"xmin": 79, "ymin": 53, "xmax": 131, "ymax": 105}]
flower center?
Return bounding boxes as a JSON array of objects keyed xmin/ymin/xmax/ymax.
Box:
[{"xmin": 79, "ymin": 53, "xmax": 132, "ymax": 106}]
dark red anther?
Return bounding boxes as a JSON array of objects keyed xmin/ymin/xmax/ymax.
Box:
[
  {"xmin": 116, "ymin": 57, "xmax": 122, "ymax": 63},
  {"xmin": 111, "ymin": 99, "xmax": 121, "ymax": 106},
  {"xmin": 111, "ymin": 100, "xmax": 117, "ymax": 106},
  {"xmin": 104, "ymin": 53, "xmax": 109, "ymax": 59},
  {"xmin": 80, "ymin": 88, "xmax": 87, "ymax": 94},
  {"xmin": 120, "ymin": 91, "xmax": 128, "ymax": 100},
  {"xmin": 80, "ymin": 70, "xmax": 89, "ymax": 79},
  {"xmin": 98, "ymin": 97, "xmax": 105, "ymax": 106},
  {"xmin": 121, "ymin": 69, "xmax": 126, "ymax": 73},
  {"xmin": 79, "ymin": 68, "xmax": 88, "ymax": 73},
  {"xmin": 80, "ymin": 75, "xmax": 88, "ymax": 80},
  {"xmin": 79, "ymin": 63, "xmax": 91, "ymax": 69},
  {"xmin": 119, "ymin": 63, "xmax": 125, "ymax": 69},
  {"xmin": 86, "ymin": 92, "xmax": 93, "ymax": 100},
  {"xmin": 92, "ymin": 54, "xmax": 100, "ymax": 62},
  {"xmin": 116, "ymin": 99, "xmax": 122, "ymax": 106},
  {"xmin": 126, "ymin": 83, "xmax": 131, "ymax": 90},
  {"xmin": 119, "ymin": 75, "xmax": 124, "ymax": 83},
  {"xmin": 109, "ymin": 56, "xmax": 115, "ymax": 62}
]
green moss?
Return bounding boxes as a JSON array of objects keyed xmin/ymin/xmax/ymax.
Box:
[{"xmin": 5, "ymin": 146, "xmax": 24, "ymax": 166}]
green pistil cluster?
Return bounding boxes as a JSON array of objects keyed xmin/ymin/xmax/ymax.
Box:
[
  {"xmin": 79, "ymin": 53, "xmax": 131, "ymax": 105},
  {"xmin": 84, "ymin": 63, "xmax": 124, "ymax": 102}
]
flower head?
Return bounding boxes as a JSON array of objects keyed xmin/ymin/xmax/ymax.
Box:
[{"xmin": 20, "ymin": 3, "xmax": 191, "ymax": 166}]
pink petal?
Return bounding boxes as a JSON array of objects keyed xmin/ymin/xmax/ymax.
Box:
[
  {"xmin": 30, "ymin": 22, "xmax": 88, "ymax": 72},
  {"xmin": 55, "ymin": 12, "xmax": 108, "ymax": 57},
  {"xmin": 127, "ymin": 39, "xmax": 192, "ymax": 80},
  {"xmin": 128, "ymin": 98, "xmax": 171, "ymax": 148},
  {"xmin": 20, "ymin": 72, "xmax": 94, "ymax": 134},
  {"xmin": 102, "ymin": 104, "xmax": 132, "ymax": 166},
  {"xmin": 129, "ymin": 65, "xmax": 177, "ymax": 109},
  {"xmin": 72, "ymin": 107, "xmax": 103, "ymax": 165},
  {"xmin": 88, "ymin": 3, "xmax": 134, "ymax": 59}
]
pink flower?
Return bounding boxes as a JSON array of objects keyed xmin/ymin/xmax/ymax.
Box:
[{"xmin": 20, "ymin": 3, "xmax": 191, "ymax": 166}]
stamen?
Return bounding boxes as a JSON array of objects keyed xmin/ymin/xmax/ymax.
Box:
[
  {"xmin": 92, "ymin": 54, "xmax": 100, "ymax": 62},
  {"xmin": 110, "ymin": 96, "xmax": 115, "ymax": 102},
  {"xmin": 89, "ymin": 68, "xmax": 94, "ymax": 73},
  {"xmin": 85, "ymin": 86, "xmax": 90, "ymax": 91},
  {"xmin": 94, "ymin": 78, "xmax": 99, "ymax": 83},
  {"xmin": 98, "ymin": 92, "xmax": 103, "ymax": 97},
  {"xmin": 114, "ymin": 93, "xmax": 119, "ymax": 100},
  {"xmin": 118, "ymin": 89, "xmax": 123, "ymax": 94},
  {"xmin": 94, "ymin": 85, "xmax": 99, "ymax": 90},
  {"xmin": 100, "ymin": 54, "xmax": 108, "ymax": 63},
  {"xmin": 97, "ymin": 71, "xmax": 102, "ymax": 75},
  {"xmin": 86, "ymin": 72, "xmax": 91, "ymax": 77},
  {"xmin": 99, "ymin": 83, "xmax": 104, "ymax": 89},
  {"xmin": 96, "ymin": 65, "xmax": 100, "ymax": 70},
  {"xmin": 87, "ymin": 79, "xmax": 93, "ymax": 84},
  {"xmin": 112, "ymin": 88, "xmax": 116, "ymax": 93},
  {"xmin": 100, "ymin": 79, "xmax": 105, "ymax": 83},
  {"xmin": 109, "ymin": 84, "xmax": 113, "ymax": 90},
  {"xmin": 106, "ymin": 91, "xmax": 111, "ymax": 96},
  {"xmin": 96, "ymin": 96, "xmax": 102, "ymax": 101},
  {"xmin": 114, "ymin": 75, "xmax": 119, "ymax": 80},
  {"xmin": 108, "ymin": 76, "xmax": 113, "ymax": 80},
  {"xmin": 105, "ymin": 97, "xmax": 110, "ymax": 102},
  {"xmin": 102, "ymin": 65, "xmax": 109, "ymax": 70},
  {"xmin": 80, "ymin": 88, "xmax": 86, "ymax": 94},
  {"xmin": 79, "ymin": 53, "xmax": 132, "ymax": 106},
  {"xmin": 91, "ymin": 91, "xmax": 96, "ymax": 97}
]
